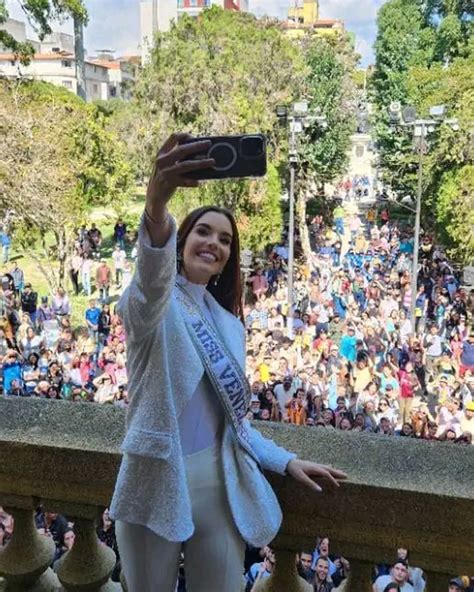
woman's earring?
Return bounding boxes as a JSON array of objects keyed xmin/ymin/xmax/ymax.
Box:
[{"xmin": 214, "ymin": 273, "xmax": 221, "ymax": 286}]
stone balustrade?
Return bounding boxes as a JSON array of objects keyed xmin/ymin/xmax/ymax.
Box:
[{"xmin": 0, "ymin": 397, "xmax": 473, "ymax": 592}]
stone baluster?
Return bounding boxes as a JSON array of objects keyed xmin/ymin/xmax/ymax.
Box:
[
  {"xmin": 253, "ymin": 548, "xmax": 312, "ymax": 592},
  {"xmin": 0, "ymin": 495, "xmax": 58, "ymax": 592},
  {"xmin": 345, "ymin": 559, "xmax": 373, "ymax": 592},
  {"xmin": 52, "ymin": 504, "xmax": 119, "ymax": 592}
]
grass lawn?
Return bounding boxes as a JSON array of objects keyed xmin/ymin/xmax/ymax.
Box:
[{"xmin": 6, "ymin": 189, "xmax": 146, "ymax": 329}]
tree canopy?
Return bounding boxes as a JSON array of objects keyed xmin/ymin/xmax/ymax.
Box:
[
  {"xmin": 372, "ymin": 0, "xmax": 473, "ymax": 262},
  {"xmin": 0, "ymin": 80, "xmax": 133, "ymax": 289},
  {"xmin": 299, "ymin": 34, "xmax": 358, "ymax": 186},
  {"xmin": 105, "ymin": 7, "xmax": 358, "ymax": 251}
]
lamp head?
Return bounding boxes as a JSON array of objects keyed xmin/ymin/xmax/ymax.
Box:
[{"xmin": 429, "ymin": 105, "xmax": 445, "ymax": 119}]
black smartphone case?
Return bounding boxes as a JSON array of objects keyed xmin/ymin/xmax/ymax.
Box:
[{"xmin": 182, "ymin": 134, "xmax": 267, "ymax": 180}]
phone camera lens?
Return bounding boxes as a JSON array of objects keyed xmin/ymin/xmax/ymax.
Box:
[
  {"xmin": 208, "ymin": 143, "xmax": 237, "ymax": 170},
  {"xmin": 241, "ymin": 136, "xmax": 264, "ymax": 158}
]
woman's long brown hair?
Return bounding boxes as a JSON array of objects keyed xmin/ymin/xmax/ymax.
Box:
[{"xmin": 177, "ymin": 206, "xmax": 243, "ymax": 321}]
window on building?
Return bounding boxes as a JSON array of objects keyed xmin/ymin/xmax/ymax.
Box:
[
  {"xmin": 61, "ymin": 60, "xmax": 72, "ymax": 68},
  {"xmin": 177, "ymin": 0, "xmax": 184, "ymax": 6},
  {"xmin": 10, "ymin": 61, "xmax": 16, "ymax": 66},
  {"xmin": 94, "ymin": 65, "xmax": 97, "ymax": 72},
  {"xmin": 62, "ymin": 80, "xmax": 73, "ymax": 89},
  {"xmin": 190, "ymin": 0, "xmax": 197, "ymax": 6},
  {"xmin": 203, "ymin": 0, "xmax": 210, "ymax": 5},
  {"xmin": 110, "ymin": 86, "xmax": 117, "ymax": 97},
  {"xmin": 93, "ymin": 83, "xmax": 98, "ymax": 94}
]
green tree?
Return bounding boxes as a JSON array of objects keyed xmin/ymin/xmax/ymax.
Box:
[
  {"xmin": 299, "ymin": 34, "xmax": 358, "ymax": 188},
  {"xmin": 0, "ymin": 80, "xmax": 133, "ymax": 289},
  {"xmin": 406, "ymin": 49, "xmax": 474, "ymax": 261},
  {"xmin": 373, "ymin": 0, "xmax": 474, "ymax": 261},
  {"xmin": 133, "ymin": 7, "xmax": 305, "ymax": 250},
  {"xmin": 371, "ymin": 0, "xmax": 435, "ymax": 196}
]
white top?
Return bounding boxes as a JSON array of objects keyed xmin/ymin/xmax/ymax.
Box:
[
  {"xmin": 374, "ymin": 575, "xmax": 414, "ymax": 592},
  {"xmin": 177, "ymin": 276, "xmax": 224, "ymax": 456}
]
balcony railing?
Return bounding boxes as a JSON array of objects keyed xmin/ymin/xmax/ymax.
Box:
[{"xmin": 0, "ymin": 396, "xmax": 473, "ymax": 591}]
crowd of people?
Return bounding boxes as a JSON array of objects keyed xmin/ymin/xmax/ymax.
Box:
[
  {"xmin": 337, "ymin": 175, "xmax": 373, "ymax": 201},
  {"xmin": 0, "ymin": 200, "xmax": 473, "ymax": 590},
  {"xmin": 244, "ymin": 204, "xmax": 474, "ymax": 448}
]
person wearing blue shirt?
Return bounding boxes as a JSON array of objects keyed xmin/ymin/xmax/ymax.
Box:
[
  {"xmin": 2, "ymin": 351, "xmax": 23, "ymax": 393},
  {"xmin": 0, "ymin": 231, "xmax": 11, "ymax": 264},
  {"xmin": 339, "ymin": 327, "xmax": 357, "ymax": 363},
  {"xmin": 85, "ymin": 299, "xmax": 101, "ymax": 344}
]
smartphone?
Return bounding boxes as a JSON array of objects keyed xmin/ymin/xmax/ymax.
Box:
[{"xmin": 181, "ymin": 134, "xmax": 267, "ymax": 180}]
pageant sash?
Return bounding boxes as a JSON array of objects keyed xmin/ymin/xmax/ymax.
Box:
[{"xmin": 176, "ymin": 283, "xmax": 260, "ymax": 465}]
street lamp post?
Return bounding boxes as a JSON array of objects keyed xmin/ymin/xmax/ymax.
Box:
[
  {"xmin": 277, "ymin": 102, "xmax": 327, "ymax": 338},
  {"xmin": 287, "ymin": 121, "xmax": 298, "ymax": 336},
  {"xmin": 410, "ymin": 121, "xmax": 425, "ymax": 332},
  {"xmin": 388, "ymin": 104, "xmax": 458, "ymax": 334}
]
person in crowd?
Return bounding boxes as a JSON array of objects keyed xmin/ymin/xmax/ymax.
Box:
[
  {"xmin": 112, "ymin": 244, "xmax": 127, "ymax": 288},
  {"xmin": 85, "ymin": 299, "xmax": 101, "ymax": 345},
  {"xmin": 96, "ymin": 259, "xmax": 112, "ymax": 304},
  {"xmin": 20, "ymin": 283, "xmax": 38, "ymax": 326},
  {"xmin": 10, "ymin": 262, "xmax": 24, "ymax": 295},
  {"xmin": 51, "ymin": 287, "xmax": 71, "ymax": 321},
  {"xmin": 114, "ymin": 219, "xmax": 127, "ymax": 250},
  {"xmin": 245, "ymin": 547, "xmax": 275, "ymax": 591},
  {"xmin": 81, "ymin": 255, "xmax": 92, "ymax": 297},
  {"xmin": 93, "ymin": 372, "xmax": 118, "ymax": 404},
  {"xmin": 313, "ymin": 556, "xmax": 334, "ymax": 591},
  {"xmin": 89, "ymin": 223, "xmax": 103, "ymax": 259},
  {"xmin": 373, "ymin": 560, "xmax": 415, "ymax": 591},
  {"xmin": 1, "ymin": 228, "xmax": 12, "ymax": 264},
  {"xmin": 297, "ymin": 550, "xmax": 315, "ymax": 583}
]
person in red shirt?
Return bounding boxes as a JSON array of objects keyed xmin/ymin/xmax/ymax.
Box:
[{"xmin": 398, "ymin": 362, "xmax": 420, "ymax": 425}]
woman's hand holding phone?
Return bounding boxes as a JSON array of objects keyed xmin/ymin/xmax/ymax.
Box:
[
  {"xmin": 144, "ymin": 133, "xmax": 215, "ymax": 247},
  {"xmin": 146, "ymin": 133, "xmax": 215, "ymax": 217}
]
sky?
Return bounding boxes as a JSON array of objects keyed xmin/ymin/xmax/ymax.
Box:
[{"xmin": 5, "ymin": 0, "xmax": 386, "ymax": 66}]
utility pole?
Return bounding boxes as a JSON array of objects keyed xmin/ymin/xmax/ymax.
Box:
[
  {"xmin": 387, "ymin": 104, "xmax": 459, "ymax": 335},
  {"xmin": 410, "ymin": 122, "xmax": 424, "ymax": 334},
  {"xmin": 74, "ymin": 14, "xmax": 86, "ymax": 101}
]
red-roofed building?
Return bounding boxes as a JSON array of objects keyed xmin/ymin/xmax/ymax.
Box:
[{"xmin": 0, "ymin": 18, "xmax": 138, "ymax": 101}]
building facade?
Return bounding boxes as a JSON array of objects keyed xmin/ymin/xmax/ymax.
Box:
[
  {"xmin": 285, "ymin": 0, "xmax": 345, "ymax": 38},
  {"xmin": 0, "ymin": 18, "xmax": 136, "ymax": 101}
]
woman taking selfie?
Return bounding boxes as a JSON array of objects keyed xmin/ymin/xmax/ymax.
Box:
[{"xmin": 110, "ymin": 133, "xmax": 347, "ymax": 591}]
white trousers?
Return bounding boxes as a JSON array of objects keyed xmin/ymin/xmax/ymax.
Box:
[{"xmin": 116, "ymin": 444, "xmax": 246, "ymax": 592}]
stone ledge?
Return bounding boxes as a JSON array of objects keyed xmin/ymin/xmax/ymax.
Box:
[{"xmin": 1, "ymin": 397, "xmax": 473, "ymax": 574}]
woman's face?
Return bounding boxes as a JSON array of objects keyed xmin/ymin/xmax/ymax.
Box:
[
  {"xmin": 322, "ymin": 410, "xmax": 333, "ymax": 424},
  {"xmin": 340, "ymin": 418, "xmax": 352, "ymax": 431},
  {"xmin": 182, "ymin": 212, "xmax": 233, "ymax": 284}
]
